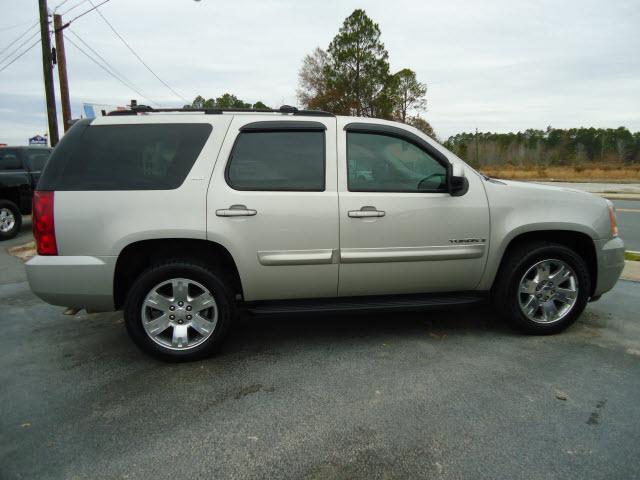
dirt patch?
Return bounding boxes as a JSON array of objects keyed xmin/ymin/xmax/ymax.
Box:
[{"xmin": 7, "ymin": 241, "xmax": 36, "ymax": 262}]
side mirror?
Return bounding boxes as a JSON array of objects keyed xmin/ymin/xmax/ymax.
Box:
[{"xmin": 449, "ymin": 163, "xmax": 469, "ymax": 197}]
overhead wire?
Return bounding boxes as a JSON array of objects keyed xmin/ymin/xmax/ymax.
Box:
[
  {"xmin": 0, "ymin": 21, "xmax": 39, "ymax": 57},
  {"xmin": 68, "ymin": 29, "xmax": 160, "ymax": 106},
  {"xmin": 66, "ymin": 33, "xmax": 160, "ymax": 106},
  {"xmin": 0, "ymin": 38, "xmax": 41, "ymax": 73},
  {"xmin": 86, "ymin": 0, "xmax": 189, "ymax": 104}
]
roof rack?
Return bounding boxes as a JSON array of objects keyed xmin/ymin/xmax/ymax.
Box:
[{"xmin": 107, "ymin": 104, "xmax": 334, "ymax": 117}]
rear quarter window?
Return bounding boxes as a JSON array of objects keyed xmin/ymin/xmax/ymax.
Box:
[
  {"xmin": 24, "ymin": 149, "xmax": 52, "ymax": 171},
  {"xmin": 38, "ymin": 122, "xmax": 212, "ymax": 190}
]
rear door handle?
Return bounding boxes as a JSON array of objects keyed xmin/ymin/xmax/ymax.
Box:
[
  {"xmin": 216, "ymin": 204, "xmax": 257, "ymax": 217},
  {"xmin": 348, "ymin": 206, "xmax": 385, "ymax": 218}
]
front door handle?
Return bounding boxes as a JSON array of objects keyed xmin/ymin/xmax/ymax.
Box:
[
  {"xmin": 216, "ymin": 204, "xmax": 257, "ymax": 217},
  {"xmin": 348, "ymin": 206, "xmax": 385, "ymax": 218}
]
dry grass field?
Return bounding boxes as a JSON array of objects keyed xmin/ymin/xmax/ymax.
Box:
[{"xmin": 478, "ymin": 164, "xmax": 640, "ymax": 182}]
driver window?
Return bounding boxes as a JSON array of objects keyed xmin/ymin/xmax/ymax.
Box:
[{"xmin": 347, "ymin": 132, "xmax": 447, "ymax": 192}]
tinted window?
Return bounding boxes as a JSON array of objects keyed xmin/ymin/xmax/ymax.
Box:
[
  {"xmin": 38, "ymin": 123, "xmax": 211, "ymax": 190},
  {"xmin": 24, "ymin": 149, "xmax": 52, "ymax": 171},
  {"xmin": 0, "ymin": 149, "xmax": 23, "ymax": 171},
  {"xmin": 347, "ymin": 132, "xmax": 447, "ymax": 192},
  {"xmin": 226, "ymin": 131, "xmax": 325, "ymax": 191}
]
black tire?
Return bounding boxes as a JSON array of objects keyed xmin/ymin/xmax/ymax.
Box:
[
  {"xmin": 0, "ymin": 200, "xmax": 22, "ymax": 241},
  {"xmin": 493, "ymin": 241, "xmax": 591, "ymax": 335},
  {"xmin": 124, "ymin": 260, "xmax": 234, "ymax": 361}
]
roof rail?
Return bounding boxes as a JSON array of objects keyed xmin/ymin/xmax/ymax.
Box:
[{"xmin": 106, "ymin": 104, "xmax": 334, "ymax": 117}]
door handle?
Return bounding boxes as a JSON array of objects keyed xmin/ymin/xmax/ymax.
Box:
[
  {"xmin": 348, "ymin": 206, "xmax": 385, "ymax": 218},
  {"xmin": 216, "ymin": 204, "xmax": 257, "ymax": 217}
]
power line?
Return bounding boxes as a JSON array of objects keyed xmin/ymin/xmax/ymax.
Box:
[
  {"xmin": 0, "ymin": 19, "xmax": 34, "ymax": 33},
  {"xmin": 0, "ymin": 29, "xmax": 40, "ymax": 66},
  {"xmin": 58, "ymin": 0, "xmax": 91, "ymax": 17},
  {"xmin": 66, "ymin": 34, "xmax": 160, "ymax": 106},
  {"xmin": 87, "ymin": 0, "xmax": 189, "ymax": 104},
  {"xmin": 52, "ymin": 0, "xmax": 74, "ymax": 13},
  {"xmin": 0, "ymin": 38, "xmax": 40, "ymax": 74},
  {"xmin": 67, "ymin": 0, "xmax": 112, "ymax": 26},
  {"xmin": 0, "ymin": 21, "xmax": 39, "ymax": 57},
  {"xmin": 68, "ymin": 29, "xmax": 159, "ymax": 106}
]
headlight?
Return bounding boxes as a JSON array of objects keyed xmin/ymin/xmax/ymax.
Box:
[{"xmin": 606, "ymin": 199, "xmax": 618, "ymax": 237}]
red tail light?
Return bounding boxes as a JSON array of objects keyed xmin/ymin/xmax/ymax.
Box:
[{"xmin": 32, "ymin": 191, "xmax": 58, "ymax": 255}]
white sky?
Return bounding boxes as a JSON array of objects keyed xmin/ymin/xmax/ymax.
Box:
[{"xmin": 1, "ymin": 0, "xmax": 639, "ymax": 145}]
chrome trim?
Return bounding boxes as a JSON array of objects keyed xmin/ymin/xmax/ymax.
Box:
[
  {"xmin": 340, "ymin": 244, "xmax": 485, "ymax": 264},
  {"xmin": 216, "ymin": 204, "xmax": 257, "ymax": 217},
  {"xmin": 258, "ymin": 249, "xmax": 337, "ymax": 266}
]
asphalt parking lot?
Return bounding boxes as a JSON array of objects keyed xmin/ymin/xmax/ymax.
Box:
[{"xmin": 2, "ymin": 222, "xmax": 640, "ymax": 479}]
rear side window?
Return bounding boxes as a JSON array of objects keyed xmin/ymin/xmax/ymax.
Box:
[
  {"xmin": 0, "ymin": 149, "xmax": 23, "ymax": 171},
  {"xmin": 38, "ymin": 123, "xmax": 211, "ymax": 190},
  {"xmin": 24, "ymin": 149, "xmax": 51, "ymax": 171},
  {"xmin": 226, "ymin": 131, "xmax": 325, "ymax": 191}
]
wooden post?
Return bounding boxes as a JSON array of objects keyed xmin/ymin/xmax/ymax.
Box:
[
  {"xmin": 38, "ymin": 0, "xmax": 59, "ymax": 146},
  {"xmin": 53, "ymin": 14, "xmax": 71, "ymax": 132}
]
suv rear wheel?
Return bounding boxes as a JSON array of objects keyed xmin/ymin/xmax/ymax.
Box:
[
  {"xmin": 494, "ymin": 241, "xmax": 591, "ymax": 334},
  {"xmin": 124, "ymin": 260, "xmax": 234, "ymax": 361},
  {"xmin": 0, "ymin": 200, "xmax": 22, "ymax": 240}
]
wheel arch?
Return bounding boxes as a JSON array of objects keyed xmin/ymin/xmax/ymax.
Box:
[
  {"xmin": 489, "ymin": 229, "xmax": 598, "ymax": 297},
  {"xmin": 113, "ymin": 238, "xmax": 243, "ymax": 310}
]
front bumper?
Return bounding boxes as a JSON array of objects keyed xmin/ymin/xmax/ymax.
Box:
[
  {"xmin": 593, "ymin": 236, "xmax": 625, "ymax": 297},
  {"xmin": 25, "ymin": 255, "xmax": 117, "ymax": 312}
]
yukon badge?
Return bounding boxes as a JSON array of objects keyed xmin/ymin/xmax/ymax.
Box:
[{"xmin": 449, "ymin": 238, "xmax": 486, "ymax": 244}]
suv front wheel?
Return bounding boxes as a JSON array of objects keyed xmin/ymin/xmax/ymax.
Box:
[
  {"xmin": 124, "ymin": 261, "xmax": 234, "ymax": 361},
  {"xmin": 494, "ymin": 241, "xmax": 591, "ymax": 334}
]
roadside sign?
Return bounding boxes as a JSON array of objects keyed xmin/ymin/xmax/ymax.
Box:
[{"xmin": 29, "ymin": 135, "xmax": 47, "ymax": 146}]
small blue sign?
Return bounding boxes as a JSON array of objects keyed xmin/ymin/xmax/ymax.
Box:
[{"xmin": 83, "ymin": 104, "xmax": 96, "ymax": 119}]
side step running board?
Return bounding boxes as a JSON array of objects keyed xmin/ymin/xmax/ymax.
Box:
[{"xmin": 244, "ymin": 292, "xmax": 487, "ymax": 315}]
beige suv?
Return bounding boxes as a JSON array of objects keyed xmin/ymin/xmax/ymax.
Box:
[{"xmin": 26, "ymin": 106, "xmax": 625, "ymax": 361}]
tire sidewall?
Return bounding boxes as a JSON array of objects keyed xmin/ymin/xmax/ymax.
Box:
[
  {"xmin": 503, "ymin": 245, "xmax": 590, "ymax": 334},
  {"xmin": 124, "ymin": 262, "xmax": 233, "ymax": 361},
  {"xmin": 0, "ymin": 200, "xmax": 22, "ymax": 240}
]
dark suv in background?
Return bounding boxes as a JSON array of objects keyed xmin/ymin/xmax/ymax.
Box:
[{"xmin": 0, "ymin": 146, "xmax": 52, "ymax": 240}]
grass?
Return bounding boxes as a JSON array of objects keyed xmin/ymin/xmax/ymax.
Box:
[
  {"xmin": 625, "ymin": 251, "xmax": 640, "ymax": 262},
  {"xmin": 478, "ymin": 164, "xmax": 640, "ymax": 182}
]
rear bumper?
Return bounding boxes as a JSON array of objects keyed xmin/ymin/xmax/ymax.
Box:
[
  {"xmin": 593, "ymin": 236, "xmax": 625, "ymax": 296},
  {"xmin": 25, "ymin": 255, "xmax": 116, "ymax": 312}
]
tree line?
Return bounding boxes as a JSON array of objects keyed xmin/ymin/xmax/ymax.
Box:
[
  {"xmin": 445, "ymin": 127, "xmax": 640, "ymax": 168},
  {"xmin": 184, "ymin": 93, "xmax": 269, "ymax": 110}
]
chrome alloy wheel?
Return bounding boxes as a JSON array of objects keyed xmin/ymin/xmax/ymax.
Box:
[
  {"xmin": 0, "ymin": 208, "xmax": 15, "ymax": 233},
  {"xmin": 141, "ymin": 278, "xmax": 218, "ymax": 350},
  {"xmin": 518, "ymin": 259, "xmax": 578, "ymax": 324}
]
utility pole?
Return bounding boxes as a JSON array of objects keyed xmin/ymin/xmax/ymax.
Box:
[
  {"xmin": 38, "ymin": 0, "xmax": 59, "ymax": 146},
  {"xmin": 475, "ymin": 127, "xmax": 479, "ymax": 165},
  {"xmin": 53, "ymin": 14, "xmax": 71, "ymax": 132}
]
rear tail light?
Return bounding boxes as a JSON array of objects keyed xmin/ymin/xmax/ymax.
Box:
[{"xmin": 32, "ymin": 191, "xmax": 58, "ymax": 255}]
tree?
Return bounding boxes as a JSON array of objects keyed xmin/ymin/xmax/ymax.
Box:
[
  {"xmin": 185, "ymin": 94, "xmax": 269, "ymax": 110},
  {"xmin": 407, "ymin": 116, "xmax": 436, "ymax": 139},
  {"xmin": 297, "ymin": 9, "xmax": 430, "ymax": 126},
  {"xmin": 215, "ymin": 93, "xmax": 250, "ymax": 109},
  {"xmin": 392, "ymin": 69, "xmax": 427, "ymax": 122},
  {"xmin": 297, "ymin": 47, "xmax": 330, "ymax": 109},
  {"xmin": 325, "ymin": 9, "xmax": 391, "ymax": 117}
]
